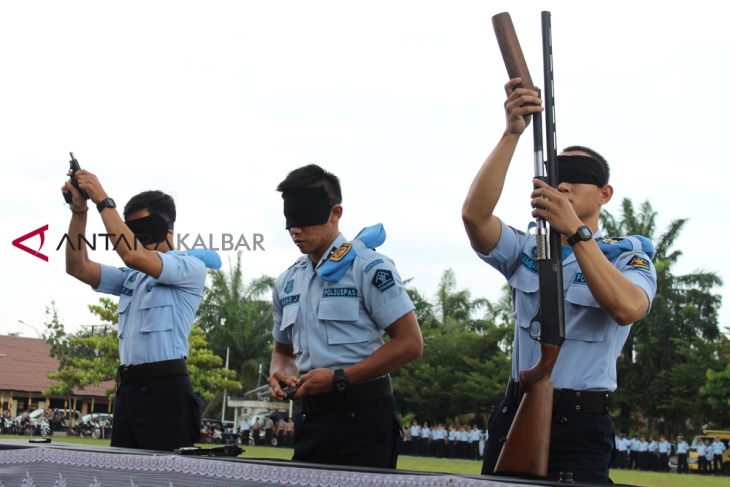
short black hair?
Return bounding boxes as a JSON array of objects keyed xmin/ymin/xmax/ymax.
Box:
[
  {"xmin": 276, "ymin": 164, "xmax": 342, "ymax": 206},
  {"xmin": 561, "ymin": 146, "xmax": 610, "ymax": 185},
  {"xmin": 123, "ymin": 190, "xmax": 176, "ymax": 225}
]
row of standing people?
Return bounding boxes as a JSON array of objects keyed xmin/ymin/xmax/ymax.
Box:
[
  {"xmin": 615, "ymin": 433, "xmax": 726, "ymax": 474},
  {"xmin": 402, "ymin": 421, "xmax": 485, "ymax": 460},
  {"xmin": 239, "ymin": 416, "xmax": 295, "ymax": 448}
]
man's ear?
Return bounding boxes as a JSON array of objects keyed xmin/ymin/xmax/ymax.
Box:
[
  {"xmin": 330, "ymin": 204, "xmax": 343, "ymax": 223},
  {"xmin": 599, "ymin": 184, "xmax": 614, "ymax": 205}
]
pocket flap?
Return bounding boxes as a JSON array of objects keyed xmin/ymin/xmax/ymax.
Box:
[
  {"xmin": 140, "ymin": 285, "xmax": 173, "ymax": 309},
  {"xmin": 280, "ymin": 304, "xmax": 300, "ymax": 331},
  {"xmin": 508, "ymin": 268, "xmax": 539, "ymax": 294},
  {"xmin": 317, "ymin": 299, "xmax": 359, "ymax": 322},
  {"xmin": 565, "ymin": 285, "xmax": 601, "ymax": 308}
]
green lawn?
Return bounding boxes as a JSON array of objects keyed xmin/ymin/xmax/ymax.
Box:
[{"xmin": 1, "ymin": 436, "xmax": 726, "ymax": 486}]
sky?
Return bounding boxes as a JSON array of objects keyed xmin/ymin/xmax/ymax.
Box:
[{"xmin": 1, "ymin": 1, "xmax": 728, "ymax": 338}]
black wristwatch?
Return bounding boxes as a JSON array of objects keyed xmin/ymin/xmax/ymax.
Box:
[
  {"xmin": 333, "ymin": 369, "xmax": 351, "ymax": 393},
  {"xmin": 567, "ymin": 225, "xmax": 593, "ymax": 246},
  {"xmin": 97, "ymin": 198, "xmax": 116, "ymax": 213}
]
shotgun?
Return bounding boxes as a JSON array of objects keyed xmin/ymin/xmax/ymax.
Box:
[{"xmin": 492, "ymin": 11, "xmax": 566, "ymax": 478}]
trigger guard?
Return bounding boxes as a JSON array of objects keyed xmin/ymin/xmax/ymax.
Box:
[{"xmin": 528, "ymin": 320, "xmax": 541, "ymax": 341}]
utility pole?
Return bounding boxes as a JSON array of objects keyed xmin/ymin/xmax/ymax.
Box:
[{"xmin": 221, "ymin": 347, "xmax": 230, "ymax": 422}]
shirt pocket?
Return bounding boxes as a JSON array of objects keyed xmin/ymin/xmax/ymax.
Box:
[
  {"xmin": 508, "ymin": 268, "xmax": 539, "ymax": 331},
  {"xmin": 139, "ymin": 287, "xmax": 174, "ymax": 334},
  {"xmin": 280, "ymin": 304, "xmax": 301, "ymax": 354},
  {"xmin": 117, "ymin": 296, "xmax": 132, "ymax": 338},
  {"xmin": 318, "ymin": 299, "xmax": 367, "ymax": 345},
  {"xmin": 564, "ymin": 284, "xmax": 604, "ymax": 342}
]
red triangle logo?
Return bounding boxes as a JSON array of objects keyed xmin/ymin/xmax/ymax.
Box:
[{"xmin": 12, "ymin": 224, "xmax": 49, "ymax": 262}]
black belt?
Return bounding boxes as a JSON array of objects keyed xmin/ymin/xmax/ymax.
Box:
[
  {"xmin": 118, "ymin": 359, "xmax": 188, "ymax": 384},
  {"xmin": 303, "ymin": 376, "xmax": 392, "ymax": 413},
  {"xmin": 506, "ymin": 377, "xmax": 610, "ymax": 414}
]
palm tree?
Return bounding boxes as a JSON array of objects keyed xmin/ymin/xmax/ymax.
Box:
[
  {"xmin": 196, "ymin": 251, "xmax": 275, "ymax": 393},
  {"xmin": 601, "ymin": 198, "xmax": 722, "ymax": 437}
]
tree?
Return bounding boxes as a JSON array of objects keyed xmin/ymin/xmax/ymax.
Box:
[
  {"xmin": 45, "ymin": 299, "xmax": 239, "ymax": 404},
  {"xmin": 601, "ymin": 198, "xmax": 723, "ymax": 436},
  {"xmin": 701, "ymin": 339, "xmax": 730, "ymax": 427},
  {"xmin": 194, "ymin": 252, "xmax": 275, "ymax": 416},
  {"xmin": 393, "ymin": 270, "xmax": 512, "ymax": 424}
]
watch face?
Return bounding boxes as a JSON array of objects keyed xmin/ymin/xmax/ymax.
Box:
[
  {"xmin": 579, "ymin": 226, "xmax": 592, "ymax": 239},
  {"xmin": 336, "ymin": 382, "xmax": 347, "ymax": 392}
]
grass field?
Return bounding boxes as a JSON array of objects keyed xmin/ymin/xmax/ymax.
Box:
[{"xmin": 1, "ymin": 435, "xmax": 727, "ymax": 486}]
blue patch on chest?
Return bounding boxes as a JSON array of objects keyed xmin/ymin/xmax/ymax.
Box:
[
  {"xmin": 121, "ymin": 286, "xmax": 134, "ymax": 296},
  {"xmin": 284, "ymin": 279, "xmax": 294, "ymax": 294},
  {"xmin": 573, "ymin": 272, "xmax": 587, "ymax": 285},
  {"xmin": 145, "ymin": 282, "xmax": 159, "ymax": 293},
  {"xmin": 519, "ymin": 253, "xmax": 538, "ymax": 274},
  {"xmin": 364, "ymin": 259, "xmax": 384, "ymax": 274},
  {"xmin": 322, "ymin": 287, "xmax": 358, "ymax": 298},
  {"xmin": 280, "ymin": 294, "xmax": 300, "ymax": 307}
]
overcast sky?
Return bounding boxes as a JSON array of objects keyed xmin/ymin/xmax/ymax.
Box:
[{"xmin": 1, "ymin": 1, "xmax": 728, "ymax": 338}]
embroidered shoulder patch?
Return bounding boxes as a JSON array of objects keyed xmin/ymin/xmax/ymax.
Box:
[
  {"xmin": 627, "ymin": 256, "xmax": 650, "ymax": 271},
  {"xmin": 509, "ymin": 226, "xmax": 526, "ymax": 236},
  {"xmin": 364, "ymin": 259, "xmax": 384, "ymax": 274},
  {"xmin": 371, "ymin": 269, "xmax": 395, "ymax": 293},
  {"xmin": 330, "ymin": 243, "xmax": 352, "ymax": 262},
  {"xmin": 280, "ymin": 294, "xmax": 301, "ymax": 307},
  {"xmin": 322, "ymin": 288, "xmax": 358, "ymax": 298},
  {"xmin": 284, "ymin": 279, "xmax": 294, "ymax": 294}
]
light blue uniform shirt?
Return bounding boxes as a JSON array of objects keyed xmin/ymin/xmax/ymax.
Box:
[
  {"xmin": 648, "ymin": 440, "xmax": 657, "ymax": 452},
  {"xmin": 94, "ymin": 251, "xmax": 206, "ymax": 365},
  {"xmin": 421, "ymin": 427, "xmax": 431, "ymax": 439},
  {"xmin": 617, "ymin": 438, "xmax": 628, "ymax": 451},
  {"xmin": 411, "ymin": 425, "xmax": 420, "ymax": 437},
  {"xmin": 476, "ymin": 219, "xmax": 657, "ymax": 391},
  {"xmin": 469, "ymin": 429, "xmax": 481, "ymax": 442},
  {"xmin": 432, "ymin": 429, "xmax": 442, "ymax": 440},
  {"xmin": 658, "ymin": 440, "xmax": 670, "ymax": 453},
  {"xmin": 677, "ymin": 442, "xmax": 689, "ymax": 454},
  {"xmin": 272, "ymin": 233, "xmax": 415, "ymax": 372},
  {"xmin": 629, "ymin": 438, "xmax": 640, "ymax": 451},
  {"xmin": 243, "ymin": 421, "xmax": 251, "ymax": 431},
  {"xmin": 712, "ymin": 440, "xmax": 726, "ymax": 455},
  {"xmin": 638, "ymin": 440, "xmax": 648, "ymax": 452},
  {"xmin": 448, "ymin": 430, "xmax": 456, "ymax": 441},
  {"xmin": 697, "ymin": 443, "xmax": 707, "ymax": 457}
]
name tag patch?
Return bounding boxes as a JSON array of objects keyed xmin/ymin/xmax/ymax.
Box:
[
  {"xmin": 371, "ymin": 269, "xmax": 395, "ymax": 293},
  {"xmin": 573, "ymin": 272, "xmax": 587, "ymax": 285},
  {"xmin": 145, "ymin": 282, "xmax": 159, "ymax": 293},
  {"xmin": 322, "ymin": 287, "xmax": 358, "ymax": 298},
  {"xmin": 519, "ymin": 253, "xmax": 538, "ymax": 274},
  {"xmin": 627, "ymin": 256, "xmax": 650, "ymax": 271},
  {"xmin": 121, "ymin": 286, "xmax": 134, "ymax": 296},
  {"xmin": 364, "ymin": 259, "xmax": 384, "ymax": 274},
  {"xmin": 280, "ymin": 294, "xmax": 300, "ymax": 307}
]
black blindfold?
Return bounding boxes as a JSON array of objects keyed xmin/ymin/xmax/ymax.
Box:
[
  {"xmin": 557, "ymin": 155, "xmax": 607, "ymax": 187},
  {"xmin": 282, "ymin": 186, "xmax": 332, "ymax": 230},
  {"xmin": 125, "ymin": 213, "xmax": 172, "ymax": 244}
]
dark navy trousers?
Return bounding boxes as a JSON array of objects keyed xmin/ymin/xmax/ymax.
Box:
[
  {"xmin": 111, "ymin": 374, "xmax": 204, "ymax": 451},
  {"xmin": 292, "ymin": 394, "xmax": 402, "ymax": 468},
  {"xmin": 481, "ymin": 393, "xmax": 614, "ymax": 484}
]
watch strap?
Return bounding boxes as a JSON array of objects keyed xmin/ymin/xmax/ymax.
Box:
[
  {"xmin": 97, "ymin": 198, "xmax": 116, "ymax": 213},
  {"xmin": 568, "ymin": 225, "xmax": 592, "ymax": 246}
]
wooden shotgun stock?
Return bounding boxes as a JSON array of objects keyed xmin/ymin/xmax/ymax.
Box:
[
  {"xmin": 492, "ymin": 13, "xmax": 534, "ymax": 91},
  {"xmin": 495, "ymin": 343, "xmax": 560, "ymax": 476}
]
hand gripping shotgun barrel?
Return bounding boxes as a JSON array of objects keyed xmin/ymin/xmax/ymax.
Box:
[{"xmin": 492, "ymin": 12, "xmax": 565, "ymax": 478}]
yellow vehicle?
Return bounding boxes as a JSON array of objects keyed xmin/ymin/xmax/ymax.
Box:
[{"xmin": 689, "ymin": 430, "xmax": 729, "ymax": 475}]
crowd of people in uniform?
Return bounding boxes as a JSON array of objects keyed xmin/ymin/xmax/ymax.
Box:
[
  {"xmin": 237, "ymin": 416, "xmax": 295, "ymax": 448},
  {"xmin": 614, "ymin": 433, "xmax": 726, "ymax": 475},
  {"xmin": 400, "ymin": 421, "xmax": 485, "ymax": 460}
]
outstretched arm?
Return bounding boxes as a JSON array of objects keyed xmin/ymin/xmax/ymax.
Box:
[{"xmin": 462, "ymin": 78, "xmax": 543, "ymax": 255}]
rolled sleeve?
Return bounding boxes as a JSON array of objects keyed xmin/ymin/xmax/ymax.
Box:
[
  {"xmin": 156, "ymin": 251, "xmax": 207, "ymax": 294},
  {"xmin": 473, "ymin": 218, "xmax": 531, "ymax": 280},
  {"xmin": 92, "ymin": 264, "xmax": 127, "ymax": 296},
  {"xmin": 370, "ymin": 292, "xmax": 415, "ymax": 330}
]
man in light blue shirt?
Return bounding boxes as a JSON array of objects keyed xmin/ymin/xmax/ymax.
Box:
[
  {"xmin": 464, "ymin": 80, "xmax": 657, "ymax": 483},
  {"xmin": 705, "ymin": 439, "xmax": 714, "ymax": 473},
  {"xmin": 711, "ymin": 436, "xmax": 726, "ymax": 473},
  {"xmin": 242, "ymin": 417, "xmax": 252, "ymax": 445},
  {"xmin": 697, "ymin": 439, "xmax": 708, "ymax": 474},
  {"xmin": 267, "ymin": 165, "xmax": 423, "ymax": 468},
  {"xmin": 658, "ymin": 435, "xmax": 670, "ymax": 472},
  {"xmin": 470, "ymin": 426, "xmax": 482, "ymax": 460},
  {"xmin": 448, "ymin": 426, "xmax": 457, "ymax": 458},
  {"xmin": 63, "ymin": 174, "xmax": 210, "ymax": 452},
  {"xmin": 616, "ymin": 433, "xmax": 628, "ymax": 469},
  {"xmin": 638, "ymin": 435, "xmax": 648, "ymax": 471},
  {"xmin": 410, "ymin": 421, "xmax": 421, "ymax": 457},
  {"xmin": 421, "ymin": 423, "xmax": 432, "ymax": 457},
  {"xmin": 676, "ymin": 436, "xmax": 689, "ymax": 474},
  {"xmin": 647, "ymin": 435, "xmax": 657, "ymax": 471}
]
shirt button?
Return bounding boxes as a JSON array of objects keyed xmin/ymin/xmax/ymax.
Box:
[
  {"xmin": 142, "ymin": 387, "xmax": 148, "ymax": 392},
  {"xmin": 348, "ymin": 412, "xmax": 355, "ymax": 420},
  {"xmin": 560, "ymin": 417, "xmax": 568, "ymax": 424}
]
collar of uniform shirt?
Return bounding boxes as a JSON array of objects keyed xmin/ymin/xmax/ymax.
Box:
[{"xmin": 311, "ymin": 232, "xmax": 347, "ymax": 275}]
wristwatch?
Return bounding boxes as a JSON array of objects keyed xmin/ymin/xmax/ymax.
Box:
[
  {"xmin": 333, "ymin": 369, "xmax": 351, "ymax": 393},
  {"xmin": 97, "ymin": 198, "xmax": 116, "ymax": 213},
  {"xmin": 567, "ymin": 225, "xmax": 593, "ymax": 246}
]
